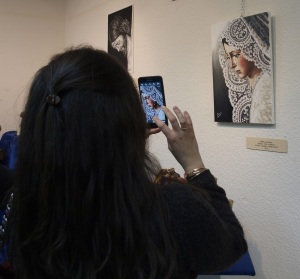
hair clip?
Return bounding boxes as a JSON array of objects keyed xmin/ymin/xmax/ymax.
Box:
[{"xmin": 46, "ymin": 95, "xmax": 61, "ymax": 106}]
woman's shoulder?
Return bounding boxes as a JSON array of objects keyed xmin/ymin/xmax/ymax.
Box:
[
  {"xmin": 158, "ymin": 180, "xmax": 211, "ymax": 216},
  {"xmin": 159, "ymin": 182, "xmax": 192, "ymax": 203}
]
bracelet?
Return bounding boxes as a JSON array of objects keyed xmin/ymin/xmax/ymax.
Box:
[{"xmin": 184, "ymin": 167, "xmax": 208, "ymax": 180}]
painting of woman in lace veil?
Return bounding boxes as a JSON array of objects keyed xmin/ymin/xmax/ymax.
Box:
[{"xmin": 211, "ymin": 12, "xmax": 274, "ymax": 124}]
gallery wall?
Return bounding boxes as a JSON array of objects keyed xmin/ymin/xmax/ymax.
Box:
[
  {"xmin": 1, "ymin": 0, "xmax": 300, "ymax": 278},
  {"xmin": 65, "ymin": 1, "xmax": 300, "ymax": 279},
  {"xmin": 0, "ymin": 0, "xmax": 65, "ymax": 133}
]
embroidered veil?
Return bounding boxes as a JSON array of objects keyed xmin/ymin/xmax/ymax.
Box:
[{"xmin": 218, "ymin": 12, "xmax": 271, "ymax": 123}]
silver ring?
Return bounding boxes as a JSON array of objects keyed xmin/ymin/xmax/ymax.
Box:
[{"xmin": 181, "ymin": 127, "xmax": 188, "ymax": 131}]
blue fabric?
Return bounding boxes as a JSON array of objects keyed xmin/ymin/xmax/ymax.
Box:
[
  {"xmin": 0, "ymin": 245, "xmax": 6, "ymax": 265},
  {"xmin": 0, "ymin": 131, "xmax": 18, "ymax": 170},
  {"xmin": 216, "ymin": 251, "xmax": 256, "ymax": 276}
]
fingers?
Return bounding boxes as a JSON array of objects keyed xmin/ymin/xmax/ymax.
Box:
[
  {"xmin": 162, "ymin": 106, "xmax": 181, "ymax": 131},
  {"xmin": 183, "ymin": 110, "xmax": 195, "ymax": 134},
  {"xmin": 154, "ymin": 106, "xmax": 202, "ymax": 172},
  {"xmin": 163, "ymin": 106, "xmax": 189, "ymax": 132},
  {"xmin": 153, "ymin": 106, "xmax": 193, "ymax": 136},
  {"xmin": 146, "ymin": 127, "xmax": 161, "ymax": 138},
  {"xmin": 153, "ymin": 115, "xmax": 172, "ymax": 137},
  {"xmin": 173, "ymin": 106, "xmax": 188, "ymax": 130},
  {"xmin": 149, "ymin": 128, "xmax": 161, "ymax": 134}
]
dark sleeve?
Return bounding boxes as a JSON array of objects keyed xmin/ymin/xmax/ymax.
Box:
[
  {"xmin": 0, "ymin": 261, "xmax": 14, "ymax": 279},
  {"xmin": 161, "ymin": 170, "xmax": 248, "ymax": 275},
  {"xmin": 0, "ymin": 165, "xmax": 14, "ymax": 209}
]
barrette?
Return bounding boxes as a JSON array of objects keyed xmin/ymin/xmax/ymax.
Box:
[{"xmin": 46, "ymin": 95, "xmax": 61, "ymax": 106}]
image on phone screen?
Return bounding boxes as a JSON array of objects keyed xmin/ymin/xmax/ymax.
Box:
[{"xmin": 138, "ymin": 76, "xmax": 168, "ymax": 128}]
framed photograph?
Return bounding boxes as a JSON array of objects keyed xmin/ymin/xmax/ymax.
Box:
[
  {"xmin": 108, "ymin": 6, "xmax": 133, "ymax": 73},
  {"xmin": 211, "ymin": 12, "xmax": 275, "ymax": 124}
]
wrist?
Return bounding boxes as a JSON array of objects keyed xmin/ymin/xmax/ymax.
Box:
[
  {"xmin": 184, "ymin": 161, "xmax": 205, "ymax": 175},
  {"xmin": 184, "ymin": 167, "xmax": 208, "ymax": 180}
]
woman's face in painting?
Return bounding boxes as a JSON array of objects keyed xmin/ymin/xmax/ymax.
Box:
[
  {"xmin": 111, "ymin": 34, "xmax": 126, "ymax": 54},
  {"xmin": 144, "ymin": 95, "xmax": 156, "ymax": 109},
  {"xmin": 223, "ymin": 43, "xmax": 256, "ymax": 79}
]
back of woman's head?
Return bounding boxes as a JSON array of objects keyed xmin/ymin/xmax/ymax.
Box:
[
  {"xmin": 23, "ymin": 46, "xmax": 146, "ymax": 168},
  {"xmin": 8, "ymin": 46, "xmax": 176, "ymax": 279}
]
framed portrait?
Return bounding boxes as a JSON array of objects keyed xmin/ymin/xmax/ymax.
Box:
[
  {"xmin": 211, "ymin": 12, "xmax": 275, "ymax": 124},
  {"xmin": 108, "ymin": 6, "xmax": 133, "ymax": 73}
]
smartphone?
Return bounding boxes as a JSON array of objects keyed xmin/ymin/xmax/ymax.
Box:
[{"xmin": 138, "ymin": 76, "xmax": 168, "ymax": 128}]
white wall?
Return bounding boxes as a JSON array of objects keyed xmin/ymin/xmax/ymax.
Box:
[
  {"xmin": 65, "ymin": 0, "xmax": 300, "ymax": 278},
  {"xmin": 0, "ymin": 0, "xmax": 65, "ymax": 134},
  {"xmin": 1, "ymin": 0, "xmax": 300, "ymax": 278}
]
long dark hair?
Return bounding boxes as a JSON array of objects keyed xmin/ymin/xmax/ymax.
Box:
[{"xmin": 7, "ymin": 46, "xmax": 177, "ymax": 279}]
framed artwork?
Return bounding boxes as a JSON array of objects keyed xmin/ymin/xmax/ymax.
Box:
[
  {"xmin": 108, "ymin": 6, "xmax": 133, "ymax": 73},
  {"xmin": 211, "ymin": 12, "xmax": 275, "ymax": 124}
]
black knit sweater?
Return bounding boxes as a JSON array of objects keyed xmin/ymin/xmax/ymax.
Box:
[
  {"xmin": 160, "ymin": 170, "xmax": 248, "ymax": 278},
  {"xmin": 0, "ymin": 170, "xmax": 246, "ymax": 279}
]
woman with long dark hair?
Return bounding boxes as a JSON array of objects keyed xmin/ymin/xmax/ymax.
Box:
[{"xmin": 3, "ymin": 46, "xmax": 247, "ymax": 279}]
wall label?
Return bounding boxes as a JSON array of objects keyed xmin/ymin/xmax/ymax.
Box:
[{"xmin": 246, "ymin": 137, "xmax": 288, "ymax": 153}]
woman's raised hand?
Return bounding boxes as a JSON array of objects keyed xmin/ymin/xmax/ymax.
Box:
[{"xmin": 153, "ymin": 106, "xmax": 205, "ymax": 174}]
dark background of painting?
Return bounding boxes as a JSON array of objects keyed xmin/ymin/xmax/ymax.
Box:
[{"xmin": 212, "ymin": 46, "xmax": 233, "ymax": 122}]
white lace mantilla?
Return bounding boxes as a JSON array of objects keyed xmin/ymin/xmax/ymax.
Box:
[
  {"xmin": 250, "ymin": 71, "xmax": 272, "ymax": 123},
  {"xmin": 218, "ymin": 12, "xmax": 272, "ymax": 123}
]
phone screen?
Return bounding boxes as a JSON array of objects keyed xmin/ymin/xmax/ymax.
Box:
[{"xmin": 138, "ymin": 76, "xmax": 168, "ymax": 128}]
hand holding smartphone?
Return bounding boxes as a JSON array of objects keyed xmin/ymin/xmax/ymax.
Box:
[{"xmin": 138, "ymin": 76, "xmax": 168, "ymax": 128}]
